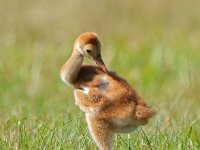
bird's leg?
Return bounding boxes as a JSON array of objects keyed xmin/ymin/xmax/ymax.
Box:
[
  {"xmin": 86, "ymin": 114, "xmax": 113, "ymax": 150},
  {"xmin": 74, "ymin": 87, "xmax": 108, "ymax": 113}
]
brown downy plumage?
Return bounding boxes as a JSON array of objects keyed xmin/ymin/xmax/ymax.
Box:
[{"xmin": 61, "ymin": 32, "xmax": 155, "ymax": 150}]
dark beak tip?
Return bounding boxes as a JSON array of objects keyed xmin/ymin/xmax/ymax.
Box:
[{"xmin": 94, "ymin": 57, "xmax": 108, "ymax": 73}]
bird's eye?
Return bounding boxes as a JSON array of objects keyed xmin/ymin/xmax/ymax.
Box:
[{"xmin": 86, "ymin": 49, "xmax": 92, "ymax": 53}]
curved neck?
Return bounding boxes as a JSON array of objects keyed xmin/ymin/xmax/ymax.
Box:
[{"xmin": 61, "ymin": 49, "xmax": 84, "ymax": 85}]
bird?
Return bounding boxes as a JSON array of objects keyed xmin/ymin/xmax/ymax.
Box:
[{"xmin": 60, "ymin": 32, "xmax": 155, "ymax": 150}]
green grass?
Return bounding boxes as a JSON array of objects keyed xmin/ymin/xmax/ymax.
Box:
[{"xmin": 0, "ymin": 0, "xmax": 200, "ymax": 149}]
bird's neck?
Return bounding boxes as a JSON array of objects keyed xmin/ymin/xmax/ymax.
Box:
[{"xmin": 61, "ymin": 49, "xmax": 84, "ymax": 85}]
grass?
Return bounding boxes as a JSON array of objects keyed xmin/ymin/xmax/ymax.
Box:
[{"xmin": 0, "ymin": 0, "xmax": 200, "ymax": 149}]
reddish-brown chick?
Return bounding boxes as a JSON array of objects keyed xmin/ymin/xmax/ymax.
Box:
[{"xmin": 61, "ymin": 32, "xmax": 155, "ymax": 150}]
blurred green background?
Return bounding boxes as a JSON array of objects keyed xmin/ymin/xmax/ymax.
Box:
[{"xmin": 0, "ymin": 0, "xmax": 200, "ymax": 149}]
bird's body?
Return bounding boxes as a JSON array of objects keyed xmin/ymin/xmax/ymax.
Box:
[
  {"xmin": 61, "ymin": 32, "xmax": 155, "ymax": 150},
  {"xmin": 74, "ymin": 65, "xmax": 153, "ymax": 130}
]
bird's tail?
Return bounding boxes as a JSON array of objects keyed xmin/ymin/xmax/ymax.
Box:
[{"xmin": 135, "ymin": 105, "xmax": 156, "ymax": 122}]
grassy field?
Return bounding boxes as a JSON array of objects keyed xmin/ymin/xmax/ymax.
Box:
[{"xmin": 0, "ymin": 0, "xmax": 200, "ymax": 149}]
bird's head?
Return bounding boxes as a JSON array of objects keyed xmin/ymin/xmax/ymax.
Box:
[{"xmin": 74, "ymin": 32, "xmax": 108, "ymax": 73}]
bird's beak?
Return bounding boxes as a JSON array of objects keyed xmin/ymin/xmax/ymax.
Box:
[{"xmin": 94, "ymin": 56, "xmax": 108, "ymax": 73}]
